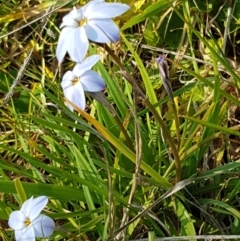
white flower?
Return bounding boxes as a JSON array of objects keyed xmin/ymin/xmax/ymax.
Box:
[
  {"xmin": 8, "ymin": 196, "xmax": 55, "ymax": 241},
  {"xmin": 56, "ymin": 0, "xmax": 130, "ymax": 63},
  {"xmin": 61, "ymin": 55, "xmax": 105, "ymax": 111}
]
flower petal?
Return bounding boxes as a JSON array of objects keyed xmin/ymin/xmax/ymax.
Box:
[
  {"xmin": 90, "ymin": 19, "xmax": 120, "ymax": 42},
  {"xmin": 85, "ymin": 22, "xmax": 111, "ymax": 43},
  {"xmin": 67, "ymin": 27, "xmax": 89, "ymax": 62},
  {"xmin": 80, "ymin": 70, "xmax": 105, "ymax": 92},
  {"xmin": 72, "ymin": 82, "xmax": 86, "ymax": 110},
  {"xmin": 32, "ymin": 214, "xmax": 55, "ymax": 238},
  {"xmin": 63, "ymin": 82, "xmax": 86, "ymax": 110},
  {"xmin": 61, "ymin": 70, "xmax": 76, "ymax": 90},
  {"xmin": 20, "ymin": 196, "xmax": 34, "ymax": 217},
  {"xmin": 56, "ymin": 27, "xmax": 74, "ymax": 63},
  {"xmin": 60, "ymin": 16, "xmax": 78, "ymax": 28},
  {"xmin": 82, "ymin": 1, "xmax": 101, "ymax": 18},
  {"xmin": 15, "ymin": 226, "xmax": 35, "ymax": 241},
  {"xmin": 85, "ymin": 2, "xmax": 130, "ymax": 19},
  {"xmin": 63, "ymin": 86, "xmax": 75, "ymax": 111},
  {"xmin": 27, "ymin": 196, "xmax": 48, "ymax": 221},
  {"xmin": 61, "ymin": 7, "xmax": 82, "ymax": 28},
  {"xmin": 73, "ymin": 55, "xmax": 100, "ymax": 77},
  {"xmin": 8, "ymin": 211, "xmax": 27, "ymax": 230},
  {"xmin": 79, "ymin": 0, "xmax": 104, "ymax": 17}
]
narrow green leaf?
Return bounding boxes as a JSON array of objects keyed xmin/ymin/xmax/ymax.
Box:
[
  {"xmin": 184, "ymin": 116, "xmax": 240, "ymax": 136},
  {"xmin": 14, "ymin": 178, "xmax": 27, "ymax": 204},
  {"xmin": 175, "ymin": 200, "xmax": 196, "ymax": 241},
  {"xmin": 0, "ymin": 180, "xmax": 86, "ymax": 201},
  {"xmin": 121, "ymin": 33, "xmax": 160, "ymax": 115},
  {"xmin": 121, "ymin": 0, "xmax": 175, "ymax": 30}
]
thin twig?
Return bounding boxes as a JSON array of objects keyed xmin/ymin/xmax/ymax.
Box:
[{"xmin": 1, "ymin": 48, "xmax": 34, "ymax": 107}]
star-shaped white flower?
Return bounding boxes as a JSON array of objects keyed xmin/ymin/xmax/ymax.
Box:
[
  {"xmin": 8, "ymin": 196, "xmax": 55, "ymax": 241},
  {"xmin": 61, "ymin": 55, "xmax": 106, "ymax": 111},
  {"xmin": 56, "ymin": 0, "xmax": 130, "ymax": 63}
]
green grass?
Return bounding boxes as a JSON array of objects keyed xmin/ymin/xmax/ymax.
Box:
[{"xmin": 1, "ymin": 0, "xmax": 240, "ymax": 240}]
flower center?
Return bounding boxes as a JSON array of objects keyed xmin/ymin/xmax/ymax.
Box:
[
  {"xmin": 25, "ymin": 218, "xmax": 31, "ymax": 227},
  {"xmin": 78, "ymin": 18, "xmax": 87, "ymax": 26},
  {"xmin": 73, "ymin": 78, "xmax": 78, "ymax": 85}
]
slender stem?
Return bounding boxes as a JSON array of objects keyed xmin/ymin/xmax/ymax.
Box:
[
  {"xmin": 100, "ymin": 44, "xmax": 145, "ymax": 99},
  {"xmin": 156, "ymin": 56, "xmax": 180, "ymax": 149},
  {"xmin": 87, "ymin": 91, "xmax": 134, "ymax": 151},
  {"xmin": 171, "ymin": 101, "xmax": 181, "ymax": 149},
  {"xmin": 116, "ymin": 93, "xmax": 142, "ymax": 240},
  {"xmin": 114, "ymin": 114, "xmax": 134, "ymax": 151},
  {"xmin": 145, "ymin": 99, "xmax": 182, "ymax": 182}
]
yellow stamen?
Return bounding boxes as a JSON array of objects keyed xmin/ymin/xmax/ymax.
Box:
[
  {"xmin": 73, "ymin": 78, "xmax": 78, "ymax": 85},
  {"xmin": 79, "ymin": 18, "xmax": 87, "ymax": 26},
  {"xmin": 25, "ymin": 218, "xmax": 31, "ymax": 226}
]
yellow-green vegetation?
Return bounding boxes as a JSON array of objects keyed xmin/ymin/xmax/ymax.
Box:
[{"xmin": 1, "ymin": 0, "xmax": 240, "ymax": 240}]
